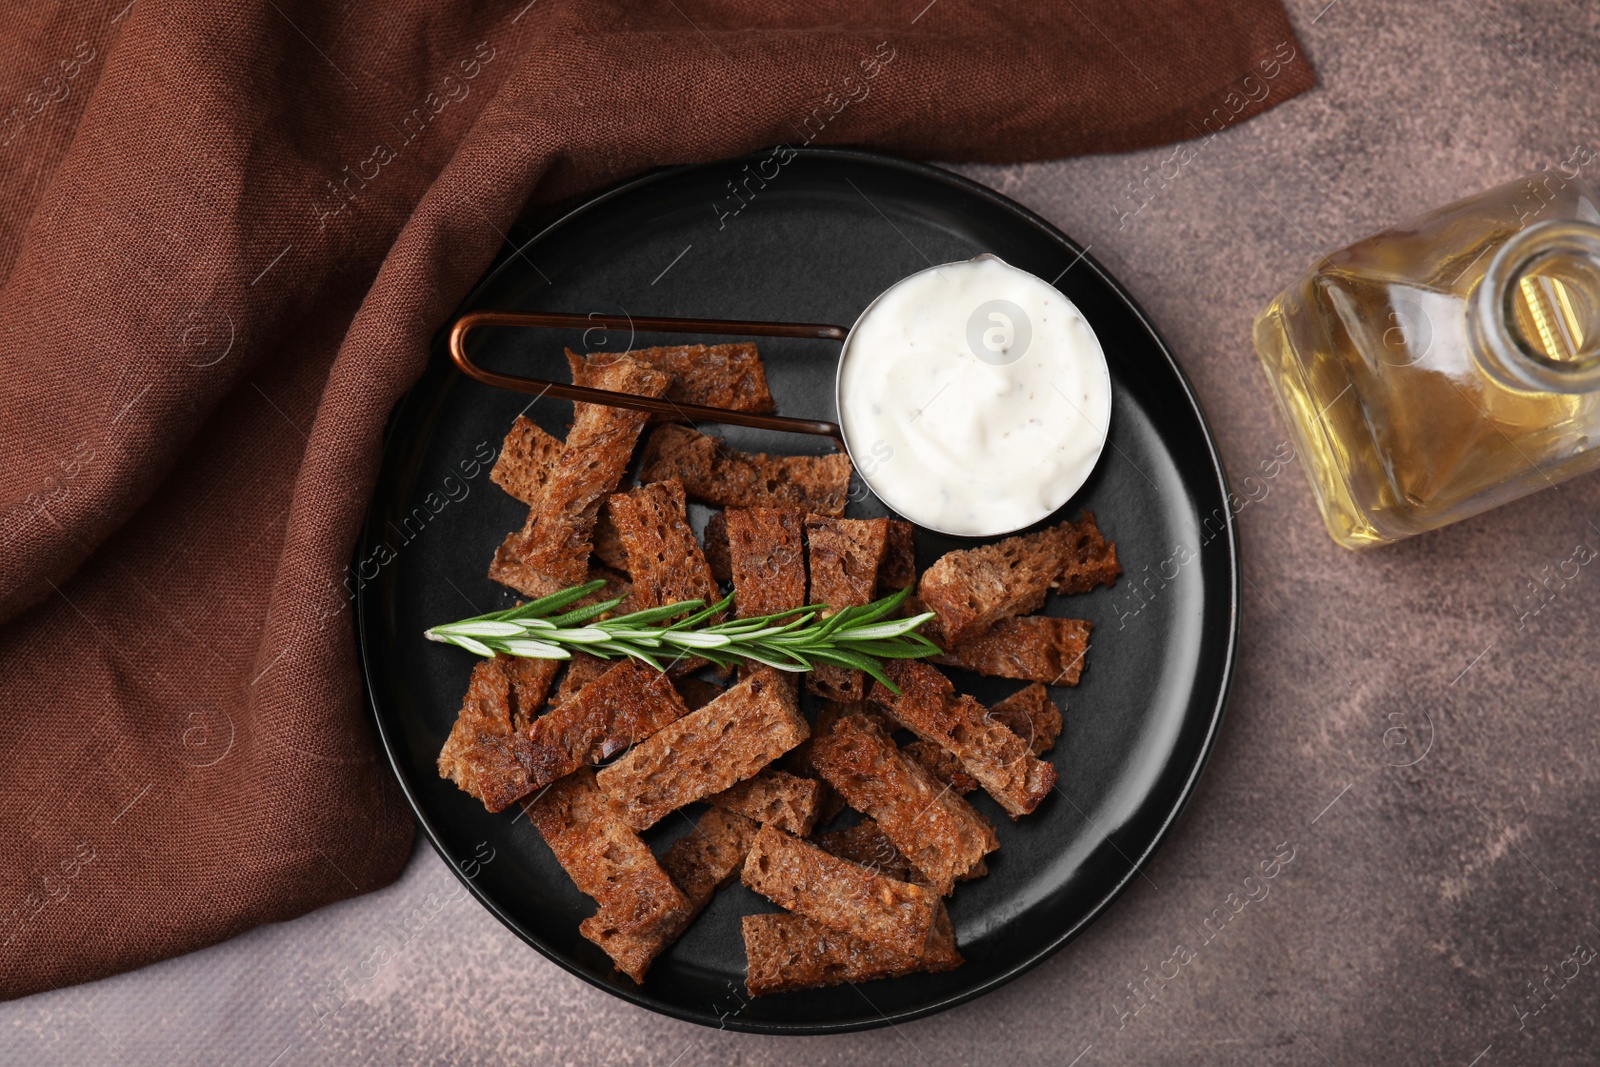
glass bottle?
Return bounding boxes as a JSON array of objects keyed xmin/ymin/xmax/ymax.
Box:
[{"xmin": 1254, "ymin": 173, "xmax": 1600, "ymax": 548}]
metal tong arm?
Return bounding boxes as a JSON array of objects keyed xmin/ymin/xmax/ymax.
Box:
[{"xmin": 447, "ymin": 310, "xmax": 850, "ymax": 439}]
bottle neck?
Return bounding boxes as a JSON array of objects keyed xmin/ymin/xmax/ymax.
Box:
[{"xmin": 1472, "ymin": 219, "xmax": 1600, "ymax": 393}]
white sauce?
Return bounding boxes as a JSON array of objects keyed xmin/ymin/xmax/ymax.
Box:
[{"xmin": 836, "ymin": 256, "xmax": 1112, "ymax": 537}]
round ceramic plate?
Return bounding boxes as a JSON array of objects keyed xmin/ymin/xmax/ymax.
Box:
[{"xmin": 356, "ymin": 148, "xmax": 1239, "ymax": 1034}]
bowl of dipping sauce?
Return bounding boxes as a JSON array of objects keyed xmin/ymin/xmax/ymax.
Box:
[{"xmin": 836, "ymin": 254, "xmax": 1113, "ymax": 537}]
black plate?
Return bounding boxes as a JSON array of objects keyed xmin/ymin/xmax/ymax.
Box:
[{"xmin": 356, "ymin": 149, "xmax": 1240, "ymax": 1035}]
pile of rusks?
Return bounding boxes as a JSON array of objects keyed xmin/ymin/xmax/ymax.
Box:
[{"xmin": 437, "ymin": 343, "xmax": 1120, "ymax": 995}]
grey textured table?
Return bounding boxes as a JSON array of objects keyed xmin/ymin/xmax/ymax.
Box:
[{"xmin": 8, "ymin": 1, "xmax": 1600, "ymax": 1063}]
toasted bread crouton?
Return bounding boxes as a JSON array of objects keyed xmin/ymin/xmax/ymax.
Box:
[
  {"xmin": 809, "ymin": 712, "xmax": 997, "ymax": 895},
  {"xmin": 742, "ymin": 907, "xmax": 962, "ymax": 996},
  {"xmin": 815, "ymin": 785, "xmax": 848, "ymax": 826},
  {"xmin": 503, "ymin": 656, "xmax": 562, "ymax": 733},
  {"xmin": 490, "ymin": 359, "xmax": 671, "ymax": 597},
  {"xmin": 934, "ymin": 616, "xmax": 1092, "ymax": 686},
  {"xmin": 437, "ymin": 656, "xmax": 560, "ymax": 812},
  {"xmin": 820, "ymin": 699, "xmax": 890, "ymax": 730},
  {"xmin": 878, "ymin": 519, "xmax": 917, "ymax": 594},
  {"xmin": 806, "ymin": 516, "xmax": 889, "ymax": 611},
  {"xmin": 551, "ymin": 652, "xmax": 612, "ymax": 707},
  {"xmin": 783, "ymin": 700, "xmax": 886, "ymax": 780},
  {"xmin": 820, "ymin": 813, "xmax": 990, "ymax": 886},
  {"xmin": 804, "ymin": 516, "xmax": 891, "ymax": 701},
  {"xmin": 490, "ymin": 416, "xmax": 564, "ymax": 505},
  {"xmin": 986, "ymin": 683, "xmax": 1062, "ymax": 755},
  {"xmin": 709, "ymin": 768, "xmax": 823, "ymax": 836},
  {"xmin": 606, "ymin": 479, "xmax": 720, "ymax": 672},
  {"xmin": 663, "ymin": 807, "xmax": 762, "ymax": 905},
  {"xmin": 672, "ymin": 675, "xmax": 726, "ymax": 710},
  {"xmin": 592, "ymin": 514, "xmax": 629, "ymax": 572},
  {"xmin": 917, "ymin": 512, "xmax": 1118, "ymax": 644},
  {"xmin": 574, "ymin": 565, "xmax": 631, "ymax": 614},
  {"xmin": 724, "ymin": 508, "xmax": 806, "ymax": 618},
  {"xmin": 638, "ymin": 425, "xmax": 852, "ymax": 517},
  {"xmin": 522, "ymin": 660, "xmax": 689, "ymax": 793},
  {"xmin": 701, "ymin": 510, "xmax": 732, "ymax": 584},
  {"xmin": 873, "ymin": 661, "xmax": 1056, "ymax": 819},
  {"xmin": 605, "ymin": 479, "xmax": 719, "ymax": 616},
  {"xmin": 1052, "ymin": 510, "xmax": 1121, "ymax": 594},
  {"xmin": 808, "ymin": 664, "xmax": 868, "ymax": 704},
  {"xmin": 779, "ymin": 734, "xmax": 844, "ymax": 825},
  {"xmin": 815, "ymin": 817, "xmax": 918, "ymax": 883},
  {"xmin": 596, "ymin": 668, "xmax": 809, "ymax": 830},
  {"xmin": 523, "ymin": 768, "xmax": 691, "ymax": 983},
  {"xmin": 607, "ymin": 807, "xmax": 762, "ymax": 965},
  {"xmin": 903, "ymin": 739, "xmax": 980, "ymax": 795},
  {"xmin": 742, "ymin": 826, "xmax": 939, "ymax": 957},
  {"xmin": 567, "ymin": 344, "xmax": 775, "ymax": 413}
]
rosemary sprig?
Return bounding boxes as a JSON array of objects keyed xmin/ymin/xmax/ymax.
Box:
[{"xmin": 424, "ymin": 582, "xmax": 940, "ymax": 694}]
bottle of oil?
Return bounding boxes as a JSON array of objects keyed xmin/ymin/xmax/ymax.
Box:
[{"xmin": 1254, "ymin": 173, "xmax": 1600, "ymax": 548}]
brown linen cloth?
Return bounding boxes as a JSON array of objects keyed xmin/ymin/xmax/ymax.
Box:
[{"xmin": 0, "ymin": 0, "xmax": 1312, "ymax": 999}]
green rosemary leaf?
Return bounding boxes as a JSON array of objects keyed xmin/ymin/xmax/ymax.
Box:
[
  {"xmin": 835, "ymin": 637, "xmax": 930, "ymax": 659},
  {"xmin": 440, "ymin": 634, "xmax": 495, "ymax": 657},
  {"xmin": 708, "ymin": 604, "xmax": 823, "ymax": 630},
  {"xmin": 734, "ymin": 646, "xmax": 812, "ymax": 672},
  {"xmin": 501, "ymin": 638, "xmax": 571, "ymax": 659},
  {"xmin": 658, "ymin": 631, "xmax": 735, "ymax": 649},
  {"xmin": 545, "ymin": 626, "xmax": 612, "ymax": 644},
  {"xmin": 701, "ymin": 615, "xmax": 771, "ymax": 635},
  {"xmin": 835, "ymin": 612, "xmax": 936, "ymax": 642},
  {"xmin": 706, "ymin": 610, "xmax": 820, "ymax": 639},
  {"xmin": 689, "ymin": 648, "xmax": 740, "ymax": 669},
  {"xmin": 804, "ymin": 645, "xmax": 881, "ymax": 672},
  {"xmin": 840, "ymin": 587, "xmax": 912, "ymax": 629},
  {"xmin": 434, "ymin": 620, "xmax": 528, "ymax": 638},
  {"xmin": 544, "ymin": 597, "xmax": 626, "ymax": 627},
  {"xmin": 600, "ymin": 630, "xmax": 663, "ymax": 648},
  {"xmin": 499, "ymin": 580, "xmax": 608, "ymax": 621},
  {"xmin": 662, "ymin": 592, "xmax": 735, "ymax": 631},
  {"xmin": 426, "ymin": 583, "xmax": 937, "ymax": 686},
  {"xmin": 589, "ymin": 640, "xmax": 664, "ymax": 671},
  {"xmin": 811, "ymin": 606, "xmax": 857, "ymax": 642},
  {"xmin": 601, "ymin": 602, "xmax": 699, "ymax": 628}
]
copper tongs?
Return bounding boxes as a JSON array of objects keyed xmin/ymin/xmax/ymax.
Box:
[{"xmin": 448, "ymin": 310, "xmax": 851, "ymax": 441}]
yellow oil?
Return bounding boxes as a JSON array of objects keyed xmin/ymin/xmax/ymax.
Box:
[{"xmin": 1254, "ymin": 173, "xmax": 1600, "ymax": 548}]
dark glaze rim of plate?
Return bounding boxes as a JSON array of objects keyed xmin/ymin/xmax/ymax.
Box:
[{"xmin": 355, "ymin": 148, "xmax": 1240, "ymax": 1035}]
